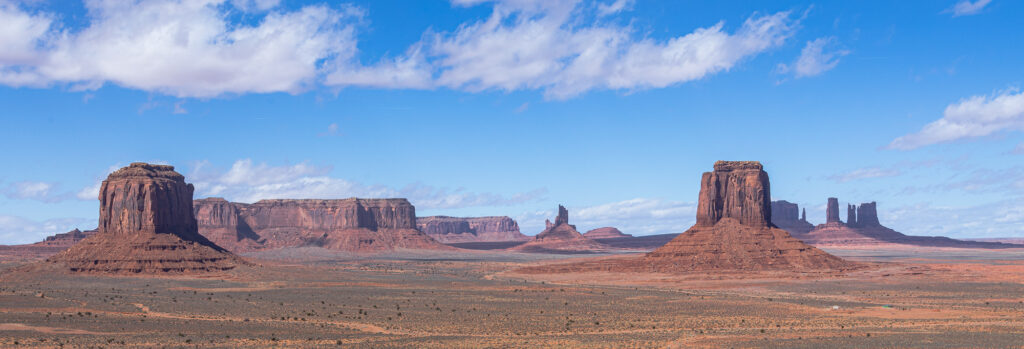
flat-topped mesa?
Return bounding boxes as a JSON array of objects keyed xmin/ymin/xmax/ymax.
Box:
[
  {"xmin": 583, "ymin": 227, "xmax": 632, "ymax": 239},
  {"xmin": 416, "ymin": 216, "xmax": 528, "ymax": 243},
  {"xmin": 856, "ymin": 202, "xmax": 880, "ymax": 227},
  {"xmin": 695, "ymin": 161, "xmax": 772, "ymax": 227},
  {"xmin": 847, "ymin": 204, "xmax": 858, "ymax": 227},
  {"xmin": 826, "ymin": 197, "xmax": 841, "ymax": 224},
  {"xmin": 246, "ymin": 198, "xmax": 417, "ymax": 231},
  {"xmin": 47, "ymin": 162, "xmax": 240, "ymax": 274},
  {"xmin": 193, "ymin": 198, "xmax": 446, "ymax": 252}
]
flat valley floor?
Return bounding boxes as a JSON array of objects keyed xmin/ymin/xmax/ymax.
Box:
[{"xmin": 1, "ymin": 247, "xmax": 1023, "ymax": 348}]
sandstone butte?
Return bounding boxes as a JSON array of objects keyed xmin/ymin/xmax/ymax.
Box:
[
  {"xmin": 793, "ymin": 198, "xmax": 1023, "ymax": 249},
  {"xmin": 510, "ymin": 205, "xmax": 611, "ymax": 253},
  {"xmin": 640, "ymin": 161, "xmax": 852, "ymax": 271},
  {"xmin": 45, "ymin": 163, "xmax": 243, "ymax": 274},
  {"xmin": 193, "ymin": 197, "xmax": 449, "ymax": 252},
  {"xmin": 416, "ymin": 216, "xmax": 530, "ymax": 243},
  {"xmin": 520, "ymin": 161, "xmax": 855, "ymax": 274},
  {"xmin": 770, "ymin": 200, "xmax": 814, "ymax": 236},
  {"xmin": 582, "ymin": 227, "xmax": 632, "ymax": 239}
]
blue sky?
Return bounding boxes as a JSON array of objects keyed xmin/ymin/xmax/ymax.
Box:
[{"xmin": 1, "ymin": 0, "xmax": 1022, "ymax": 244}]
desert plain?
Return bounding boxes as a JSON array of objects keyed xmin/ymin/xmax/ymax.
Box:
[{"xmin": 1, "ymin": 245, "xmax": 1023, "ymax": 348}]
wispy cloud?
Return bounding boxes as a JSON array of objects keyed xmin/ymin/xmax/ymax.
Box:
[
  {"xmin": 0, "ymin": 0, "xmax": 800, "ymax": 100},
  {"xmin": 2, "ymin": 181, "xmax": 74, "ymax": 203},
  {"xmin": 888, "ymin": 89, "xmax": 1024, "ymax": 150},
  {"xmin": 777, "ymin": 36, "xmax": 849, "ymax": 78},
  {"xmin": 828, "ymin": 167, "xmax": 901, "ymax": 183},
  {"xmin": 0, "ymin": 215, "xmax": 95, "ymax": 245},
  {"xmin": 189, "ymin": 159, "xmax": 545, "ymax": 209},
  {"xmin": 948, "ymin": 0, "xmax": 992, "ymax": 17}
]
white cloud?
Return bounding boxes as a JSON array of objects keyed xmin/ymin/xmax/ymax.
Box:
[
  {"xmin": 828, "ymin": 167, "xmax": 901, "ymax": 183},
  {"xmin": 889, "ymin": 89, "xmax": 1024, "ymax": 150},
  {"xmin": 189, "ymin": 159, "xmax": 544, "ymax": 209},
  {"xmin": 424, "ymin": 1, "xmax": 798, "ymax": 99},
  {"xmin": 2, "ymin": 181, "xmax": 73, "ymax": 202},
  {"xmin": 517, "ymin": 198, "xmax": 695, "ymax": 236},
  {"xmin": 883, "ymin": 200, "xmax": 1024, "ymax": 239},
  {"xmin": 1, "ymin": 0, "xmax": 799, "ymax": 99},
  {"xmin": 0, "ymin": 0, "xmax": 361, "ymax": 97},
  {"xmin": 597, "ymin": 0, "xmax": 634, "ymax": 17},
  {"xmin": 949, "ymin": 0, "xmax": 992, "ymax": 17},
  {"xmin": 778, "ymin": 36, "xmax": 849, "ymax": 78},
  {"xmin": 0, "ymin": 215, "xmax": 95, "ymax": 245},
  {"xmin": 76, "ymin": 181, "xmax": 102, "ymax": 201}
]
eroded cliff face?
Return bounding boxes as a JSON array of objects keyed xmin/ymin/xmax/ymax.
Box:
[
  {"xmin": 193, "ymin": 198, "xmax": 446, "ymax": 252},
  {"xmin": 695, "ymin": 161, "xmax": 772, "ymax": 227},
  {"xmin": 416, "ymin": 216, "xmax": 528, "ymax": 243},
  {"xmin": 770, "ymin": 200, "xmax": 814, "ymax": 237},
  {"xmin": 646, "ymin": 161, "xmax": 853, "ymax": 272},
  {"xmin": 826, "ymin": 197, "xmax": 841, "ymax": 224},
  {"xmin": 47, "ymin": 163, "xmax": 241, "ymax": 274}
]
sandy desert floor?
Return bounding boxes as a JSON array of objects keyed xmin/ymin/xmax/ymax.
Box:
[{"xmin": 1, "ymin": 247, "xmax": 1023, "ymax": 348}]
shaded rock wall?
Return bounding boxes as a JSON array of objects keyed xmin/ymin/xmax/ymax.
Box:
[
  {"xmin": 695, "ymin": 161, "xmax": 771, "ymax": 227},
  {"xmin": 416, "ymin": 216, "xmax": 527, "ymax": 243},
  {"xmin": 826, "ymin": 197, "xmax": 840, "ymax": 223}
]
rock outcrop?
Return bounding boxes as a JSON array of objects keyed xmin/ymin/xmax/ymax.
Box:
[
  {"xmin": 47, "ymin": 163, "xmax": 242, "ymax": 273},
  {"xmin": 37, "ymin": 229, "xmax": 97, "ymax": 248},
  {"xmin": 770, "ymin": 200, "xmax": 814, "ymax": 237},
  {"xmin": 644, "ymin": 161, "xmax": 852, "ymax": 271},
  {"xmin": 193, "ymin": 198, "xmax": 448, "ymax": 252},
  {"xmin": 416, "ymin": 216, "xmax": 529, "ymax": 243},
  {"xmin": 695, "ymin": 161, "xmax": 771, "ymax": 227},
  {"xmin": 802, "ymin": 199, "xmax": 1021, "ymax": 248},
  {"xmin": 511, "ymin": 205, "xmax": 610, "ymax": 253},
  {"xmin": 583, "ymin": 227, "xmax": 632, "ymax": 239},
  {"xmin": 826, "ymin": 197, "xmax": 841, "ymax": 223}
]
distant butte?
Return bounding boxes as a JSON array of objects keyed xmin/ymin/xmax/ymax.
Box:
[
  {"xmin": 583, "ymin": 227, "xmax": 632, "ymax": 239},
  {"xmin": 193, "ymin": 197, "xmax": 450, "ymax": 252},
  {"xmin": 770, "ymin": 200, "xmax": 814, "ymax": 236},
  {"xmin": 511, "ymin": 205, "xmax": 610, "ymax": 253},
  {"xmin": 416, "ymin": 216, "xmax": 529, "ymax": 243},
  {"xmin": 797, "ymin": 198, "xmax": 1023, "ymax": 249},
  {"xmin": 45, "ymin": 163, "xmax": 243, "ymax": 274},
  {"xmin": 520, "ymin": 161, "xmax": 855, "ymax": 274}
]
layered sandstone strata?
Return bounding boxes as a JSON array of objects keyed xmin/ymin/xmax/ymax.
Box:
[
  {"xmin": 193, "ymin": 198, "xmax": 447, "ymax": 252},
  {"xmin": 416, "ymin": 216, "xmax": 529, "ymax": 243},
  {"xmin": 644, "ymin": 161, "xmax": 852, "ymax": 271},
  {"xmin": 47, "ymin": 163, "xmax": 241, "ymax": 273}
]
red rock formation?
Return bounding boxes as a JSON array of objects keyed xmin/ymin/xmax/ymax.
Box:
[
  {"xmin": 193, "ymin": 198, "xmax": 448, "ymax": 252},
  {"xmin": 644, "ymin": 161, "xmax": 853, "ymax": 271},
  {"xmin": 826, "ymin": 197, "xmax": 841, "ymax": 223},
  {"xmin": 583, "ymin": 227, "xmax": 632, "ymax": 239},
  {"xmin": 511, "ymin": 205, "xmax": 610, "ymax": 253},
  {"xmin": 802, "ymin": 199, "xmax": 1021, "ymax": 248},
  {"xmin": 770, "ymin": 200, "xmax": 814, "ymax": 237},
  {"xmin": 416, "ymin": 216, "xmax": 528, "ymax": 243},
  {"xmin": 37, "ymin": 229, "xmax": 97, "ymax": 248},
  {"xmin": 47, "ymin": 163, "xmax": 242, "ymax": 274},
  {"xmin": 847, "ymin": 204, "xmax": 857, "ymax": 227},
  {"xmin": 695, "ymin": 161, "xmax": 772, "ymax": 227}
]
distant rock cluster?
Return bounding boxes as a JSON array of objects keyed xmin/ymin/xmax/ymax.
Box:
[{"xmin": 416, "ymin": 216, "xmax": 528, "ymax": 243}]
